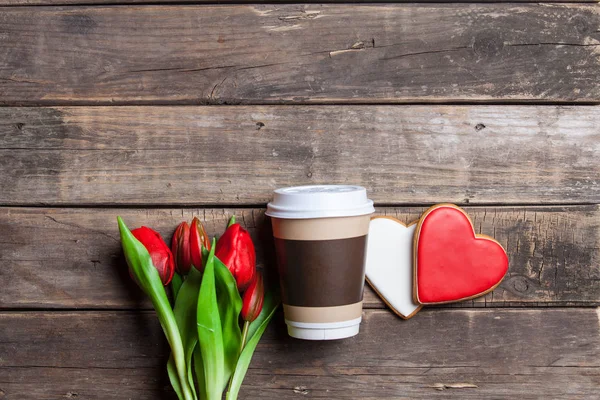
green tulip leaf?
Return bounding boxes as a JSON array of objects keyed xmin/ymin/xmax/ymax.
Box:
[
  {"xmin": 117, "ymin": 216, "xmax": 164, "ymax": 298},
  {"xmin": 117, "ymin": 217, "xmax": 194, "ymax": 400},
  {"xmin": 214, "ymin": 257, "xmax": 243, "ymax": 382},
  {"xmin": 167, "ymin": 354, "xmax": 184, "ymax": 400},
  {"xmin": 173, "ymin": 267, "xmax": 205, "ymax": 400},
  {"xmin": 196, "ymin": 239, "xmax": 225, "ymax": 399},
  {"xmin": 226, "ymin": 291, "xmax": 279, "ymax": 399},
  {"xmin": 227, "ymin": 215, "xmax": 236, "ymax": 228},
  {"xmin": 192, "ymin": 346, "xmax": 206, "ymax": 400},
  {"xmin": 201, "ymin": 246, "xmax": 244, "ymax": 383},
  {"xmin": 171, "ymin": 272, "xmax": 183, "ymax": 303}
]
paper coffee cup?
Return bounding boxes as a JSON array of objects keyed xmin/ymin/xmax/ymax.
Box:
[{"xmin": 266, "ymin": 185, "xmax": 374, "ymax": 340}]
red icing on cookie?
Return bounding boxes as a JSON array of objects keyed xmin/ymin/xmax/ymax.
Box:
[{"xmin": 415, "ymin": 205, "xmax": 508, "ymax": 304}]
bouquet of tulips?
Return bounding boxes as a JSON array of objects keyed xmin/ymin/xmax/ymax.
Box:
[{"xmin": 117, "ymin": 215, "xmax": 278, "ymax": 400}]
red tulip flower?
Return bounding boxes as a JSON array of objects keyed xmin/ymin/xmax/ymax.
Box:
[
  {"xmin": 171, "ymin": 221, "xmax": 192, "ymax": 275},
  {"xmin": 241, "ymin": 271, "xmax": 264, "ymax": 322},
  {"xmin": 131, "ymin": 226, "xmax": 175, "ymax": 285},
  {"xmin": 190, "ymin": 217, "xmax": 211, "ymax": 270},
  {"xmin": 238, "ymin": 269, "xmax": 265, "ymax": 370},
  {"xmin": 215, "ymin": 223, "xmax": 256, "ymax": 292}
]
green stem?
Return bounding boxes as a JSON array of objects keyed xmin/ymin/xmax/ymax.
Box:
[
  {"xmin": 153, "ymin": 295, "xmax": 196, "ymax": 400},
  {"xmin": 240, "ymin": 320, "xmax": 250, "ymax": 352},
  {"xmin": 226, "ymin": 320, "xmax": 250, "ymax": 400}
]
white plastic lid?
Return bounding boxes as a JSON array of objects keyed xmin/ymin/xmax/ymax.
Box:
[{"xmin": 265, "ymin": 185, "xmax": 374, "ymax": 219}]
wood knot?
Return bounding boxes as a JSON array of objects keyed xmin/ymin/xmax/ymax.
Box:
[
  {"xmin": 14, "ymin": 122, "xmax": 25, "ymax": 131},
  {"xmin": 256, "ymin": 122, "xmax": 265, "ymax": 130},
  {"xmin": 293, "ymin": 386, "xmax": 309, "ymax": 395},
  {"xmin": 512, "ymin": 276, "xmax": 530, "ymax": 293},
  {"xmin": 278, "ymin": 11, "xmax": 320, "ymax": 22},
  {"xmin": 475, "ymin": 123, "xmax": 486, "ymax": 131},
  {"xmin": 428, "ymin": 383, "xmax": 478, "ymax": 391}
]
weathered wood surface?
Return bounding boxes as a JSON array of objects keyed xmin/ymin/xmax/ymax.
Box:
[
  {"xmin": 1, "ymin": 309, "xmax": 599, "ymax": 399},
  {"xmin": 0, "ymin": 5, "xmax": 599, "ymax": 105},
  {"xmin": 2, "ymin": 105, "xmax": 599, "ymax": 206},
  {"xmin": 3, "ymin": 0, "xmax": 599, "ymax": 6},
  {"xmin": 1, "ymin": 206, "xmax": 598, "ymax": 309}
]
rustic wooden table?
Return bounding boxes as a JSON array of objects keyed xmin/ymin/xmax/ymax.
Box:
[{"xmin": 1, "ymin": 1, "xmax": 599, "ymax": 399}]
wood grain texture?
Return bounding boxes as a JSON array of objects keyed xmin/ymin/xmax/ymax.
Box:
[
  {"xmin": 2, "ymin": 105, "xmax": 600, "ymax": 205},
  {"xmin": 1, "ymin": 309, "xmax": 599, "ymax": 399},
  {"xmin": 0, "ymin": 4, "xmax": 599, "ymax": 105},
  {"xmin": 1, "ymin": 206, "xmax": 598, "ymax": 309},
  {"xmin": 3, "ymin": 0, "xmax": 599, "ymax": 6}
]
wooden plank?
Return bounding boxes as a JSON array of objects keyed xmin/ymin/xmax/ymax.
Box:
[
  {"xmin": 2, "ymin": 105, "xmax": 600, "ymax": 205},
  {"xmin": 0, "ymin": 5, "xmax": 599, "ymax": 104},
  {"xmin": 1, "ymin": 206, "xmax": 599, "ymax": 309},
  {"xmin": 3, "ymin": 0, "xmax": 599, "ymax": 6},
  {"xmin": 1, "ymin": 309, "xmax": 599, "ymax": 399}
]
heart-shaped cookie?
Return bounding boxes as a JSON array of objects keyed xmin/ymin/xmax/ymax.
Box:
[
  {"xmin": 414, "ymin": 204, "xmax": 509, "ymax": 304},
  {"xmin": 366, "ymin": 217, "xmax": 422, "ymax": 319}
]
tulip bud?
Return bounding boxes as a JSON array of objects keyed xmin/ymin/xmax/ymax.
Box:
[
  {"xmin": 190, "ymin": 217, "xmax": 211, "ymax": 270},
  {"xmin": 241, "ymin": 271, "xmax": 264, "ymax": 322},
  {"xmin": 215, "ymin": 223, "xmax": 256, "ymax": 292},
  {"xmin": 131, "ymin": 226, "xmax": 175, "ymax": 285},
  {"xmin": 171, "ymin": 221, "xmax": 192, "ymax": 275}
]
